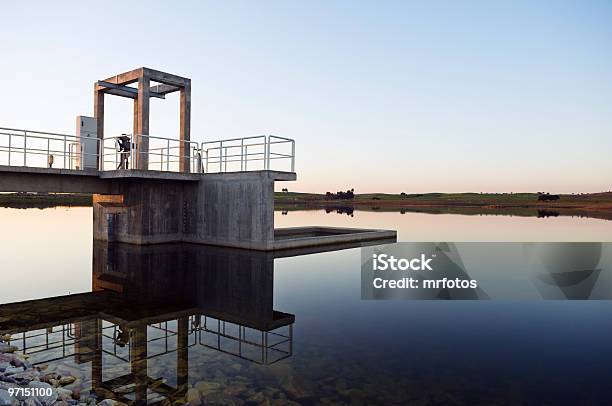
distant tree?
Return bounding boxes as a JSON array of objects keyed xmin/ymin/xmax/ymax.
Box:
[
  {"xmin": 324, "ymin": 188, "xmax": 355, "ymax": 200},
  {"xmin": 281, "ymin": 188, "xmax": 289, "ymax": 193},
  {"xmin": 538, "ymin": 193, "xmax": 560, "ymax": 202},
  {"xmin": 400, "ymin": 192, "xmax": 407, "ymax": 196}
]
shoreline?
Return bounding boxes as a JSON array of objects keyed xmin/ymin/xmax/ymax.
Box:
[{"xmin": 2, "ymin": 192, "xmax": 612, "ymax": 220}]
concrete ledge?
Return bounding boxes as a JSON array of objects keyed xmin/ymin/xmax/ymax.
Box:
[
  {"xmin": 272, "ymin": 226, "xmax": 397, "ymax": 251},
  {"xmin": 100, "ymin": 169, "xmax": 201, "ymax": 181},
  {"xmin": 0, "ymin": 165, "xmax": 99, "ymax": 177},
  {"xmin": 201, "ymin": 170, "xmax": 296, "ymax": 182}
]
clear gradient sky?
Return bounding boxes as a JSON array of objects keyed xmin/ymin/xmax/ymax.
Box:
[{"xmin": 0, "ymin": 1, "xmax": 611, "ymax": 193}]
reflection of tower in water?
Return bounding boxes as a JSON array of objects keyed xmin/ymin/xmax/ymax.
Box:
[{"xmin": 0, "ymin": 242, "xmax": 299, "ymax": 404}]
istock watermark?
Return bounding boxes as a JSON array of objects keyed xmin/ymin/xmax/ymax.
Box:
[{"xmin": 361, "ymin": 242, "xmax": 612, "ymax": 300}]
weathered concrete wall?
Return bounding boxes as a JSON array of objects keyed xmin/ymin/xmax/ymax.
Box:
[
  {"xmin": 93, "ymin": 171, "xmax": 293, "ymax": 249},
  {"xmin": 189, "ymin": 171, "xmax": 279, "ymax": 250},
  {"xmin": 93, "ymin": 179, "xmax": 198, "ymax": 244}
]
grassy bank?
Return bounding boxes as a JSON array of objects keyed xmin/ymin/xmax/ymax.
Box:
[
  {"xmin": 274, "ymin": 191, "xmax": 612, "ymax": 220},
  {"xmin": 0, "ymin": 193, "xmax": 92, "ymax": 208},
  {"xmin": 3, "ymin": 191, "xmax": 612, "ymax": 220}
]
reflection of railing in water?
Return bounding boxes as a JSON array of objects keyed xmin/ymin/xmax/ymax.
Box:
[
  {"xmin": 100, "ymin": 317, "xmax": 200, "ymax": 363},
  {"xmin": 4, "ymin": 314, "xmax": 293, "ymax": 367},
  {"xmin": 4, "ymin": 323, "xmax": 79, "ymax": 365},
  {"xmin": 199, "ymin": 315, "xmax": 293, "ymax": 365}
]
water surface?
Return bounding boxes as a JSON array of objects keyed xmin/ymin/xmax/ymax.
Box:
[{"xmin": 1, "ymin": 208, "xmax": 611, "ymax": 405}]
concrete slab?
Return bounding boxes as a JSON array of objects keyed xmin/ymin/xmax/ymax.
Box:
[
  {"xmin": 202, "ymin": 170, "xmax": 296, "ymax": 182},
  {"xmin": 272, "ymin": 226, "xmax": 397, "ymax": 251},
  {"xmin": 0, "ymin": 165, "xmax": 99, "ymax": 177},
  {"xmin": 0, "ymin": 165, "xmax": 111, "ymax": 194},
  {"xmin": 100, "ymin": 169, "xmax": 201, "ymax": 181}
]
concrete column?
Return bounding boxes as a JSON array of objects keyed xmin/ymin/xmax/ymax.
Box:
[
  {"xmin": 176, "ymin": 317, "xmax": 189, "ymax": 391},
  {"xmin": 91, "ymin": 319, "xmax": 103, "ymax": 394},
  {"xmin": 131, "ymin": 325, "xmax": 148, "ymax": 403},
  {"xmin": 133, "ymin": 98, "xmax": 139, "ymax": 171},
  {"xmin": 135, "ymin": 75, "xmax": 150, "ymax": 170},
  {"xmin": 179, "ymin": 80, "xmax": 191, "ymax": 173},
  {"xmin": 94, "ymin": 85, "xmax": 104, "ymax": 141}
]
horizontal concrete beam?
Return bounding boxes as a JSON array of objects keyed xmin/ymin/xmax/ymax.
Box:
[
  {"xmin": 100, "ymin": 170, "xmax": 201, "ymax": 181},
  {"xmin": 201, "ymin": 170, "xmax": 297, "ymax": 182},
  {"xmin": 96, "ymin": 81, "xmax": 165, "ymax": 99},
  {"xmin": 0, "ymin": 165, "xmax": 111, "ymax": 193},
  {"xmin": 144, "ymin": 67, "xmax": 190, "ymax": 87},
  {"xmin": 150, "ymin": 84, "xmax": 181, "ymax": 95},
  {"xmin": 102, "ymin": 67, "xmax": 144, "ymax": 86}
]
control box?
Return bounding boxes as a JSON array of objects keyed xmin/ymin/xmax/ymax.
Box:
[{"xmin": 75, "ymin": 116, "xmax": 99, "ymax": 169}]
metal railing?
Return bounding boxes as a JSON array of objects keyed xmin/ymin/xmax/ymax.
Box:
[
  {"xmin": 0, "ymin": 126, "xmax": 295, "ymax": 174},
  {"xmin": 198, "ymin": 315, "xmax": 293, "ymax": 365},
  {"xmin": 2, "ymin": 314, "xmax": 292, "ymax": 369},
  {"xmin": 201, "ymin": 135, "xmax": 295, "ymax": 173},
  {"xmin": 102, "ymin": 134, "xmax": 201, "ymax": 173},
  {"xmin": 0, "ymin": 127, "xmax": 101, "ymax": 170}
]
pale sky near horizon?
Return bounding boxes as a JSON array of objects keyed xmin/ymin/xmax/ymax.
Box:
[{"xmin": 0, "ymin": 1, "xmax": 611, "ymax": 194}]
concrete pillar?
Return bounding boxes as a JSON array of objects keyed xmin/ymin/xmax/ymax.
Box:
[
  {"xmin": 179, "ymin": 80, "xmax": 191, "ymax": 173},
  {"xmin": 91, "ymin": 319, "xmax": 103, "ymax": 394},
  {"xmin": 131, "ymin": 325, "xmax": 148, "ymax": 403},
  {"xmin": 135, "ymin": 75, "xmax": 150, "ymax": 170},
  {"xmin": 94, "ymin": 85, "xmax": 104, "ymax": 141},
  {"xmin": 176, "ymin": 317, "xmax": 189, "ymax": 391}
]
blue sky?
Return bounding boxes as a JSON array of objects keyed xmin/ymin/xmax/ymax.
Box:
[{"xmin": 0, "ymin": 0, "xmax": 611, "ymax": 193}]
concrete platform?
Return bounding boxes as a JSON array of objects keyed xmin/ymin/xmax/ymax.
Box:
[
  {"xmin": 201, "ymin": 170, "xmax": 297, "ymax": 182},
  {"xmin": 272, "ymin": 226, "xmax": 397, "ymax": 251},
  {"xmin": 100, "ymin": 169, "xmax": 201, "ymax": 181},
  {"xmin": 0, "ymin": 165, "xmax": 110, "ymax": 193}
]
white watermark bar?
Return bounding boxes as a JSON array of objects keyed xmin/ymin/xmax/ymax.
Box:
[{"xmin": 361, "ymin": 242, "xmax": 612, "ymax": 300}]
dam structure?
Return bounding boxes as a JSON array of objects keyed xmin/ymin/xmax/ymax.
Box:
[{"xmin": 0, "ymin": 67, "xmax": 395, "ymax": 250}]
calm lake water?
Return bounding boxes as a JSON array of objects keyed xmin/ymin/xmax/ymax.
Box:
[{"xmin": 1, "ymin": 207, "xmax": 612, "ymax": 405}]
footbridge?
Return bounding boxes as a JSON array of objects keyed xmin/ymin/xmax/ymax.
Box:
[{"xmin": 0, "ymin": 67, "xmax": 395, "ymax": 250}]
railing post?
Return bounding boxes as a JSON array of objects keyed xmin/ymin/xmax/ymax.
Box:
[
  {"xmin": 219, "ymin": 141, "xmax": 223, "ymax": 172},
  {"xmin": 63, "ymin": 135, "xmax": 67, "ymax": 169},
  {"xmin": 98, "ymin": 139, "xmax": 102, "ymax": 171},
  {"xmin": 224, "ymin": 146, "xmax": 228, "ymax": 172},
  {"xmin": 7, "ymin": 133, "xmax": 11, "ymax": 166},
  {"xmin": 240, "ymin": 138, "xmax": 244, "ymax": 171},
  {"xmin": 167, "ymin": 139, "xmax": 170, "ymax": 171},
  {"xmin": 130, "ymin": 134, "xmax": 135, "ymax": 170},
  {"xmin": 265, "ymin": 136, "xmax": 269, "ymax": 170},
  {"xmin": 23, "ymin": 131, "xmax": 27, "ymax": 166},
  {"xmin": 47, "ymin": 138, "xmax": 50, "ymax": 167},
  {"xmin": 291, "ymin": 139, "xmax": 295, "ymax": 172}
]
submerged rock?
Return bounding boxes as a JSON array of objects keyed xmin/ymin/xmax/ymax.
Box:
[
  {"xmin": 201, "ymin": 392, "xmax": 240, "ymax": 406},
  {"xmin": 97, "ymin": 399, "xmax": 127, "ymax": 406},
  {"xmin": 245, "ymin": 392, "xmax": 265, "ymax": 403},
  {"xmin": 194, "ymin": 381, "xmax": 220, "ymax": 396},
  {"xmin": 27, "ymin": 381, "xmax": 58, "ymax": 405},
  {"xmin": 0, "ymin": 344, "xmax": 18, "ymax": 354},
  {"xmin": 58, "ymin": 376, "xmax": 77, "ymax": 386},
  {"xmin": 0, "ymin": 389, "xmax": 18, "ymax": 406},
  {"xmin": 185, "ymin": 387, "xmax": 201, "ymax": 405}
]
